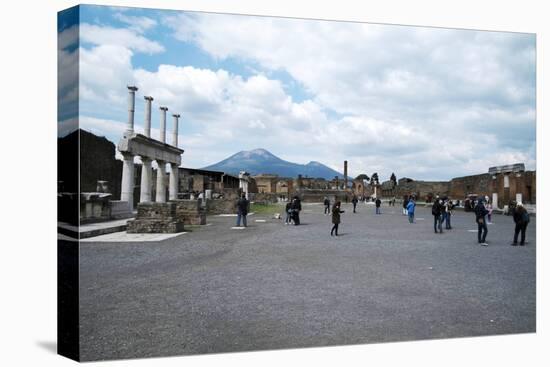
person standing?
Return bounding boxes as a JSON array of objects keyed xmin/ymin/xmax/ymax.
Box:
[
  {"xmin": 511, "ymin": 202, "xmax": 530, "ymax": 246},
  {"xmin": 330, "ymin": 201, "xmax": 345, "ymax": 236},
  {"xmin": 432, "ymin": 199, "xmax": 443, "ymax": 233},
  {"xmin": 474, "ymin": 199, "xmax": 489, "ymax": 246},
  {"xmin": 284, "ymin": 200, "xmax": 292, "ymax": 225},
  {"xmin": 444, "ymin": 200, "xmax": 453, "ymax": 229},
  {"xmin": 351, "ymin": 195, "xmax": 358, "ymax": 213},
  {"xmin": 375, "ymin": 198, "xmax": 382, "ymax": 214},
  {"xmin": 323, "ymin": 196, "xmax": 330, "ymax": 215},
  {"xmin": 402, "ymin": 195, "xmax": 409, "ymax": 215},
  {"xmin": 486, "ymin": 201, "xmax": 493, "ymax": 224},
  {"xmin": 291, "ymin": 196, "xmax": 302, "ymax": 225},
  {"xmin": 406, "ymin": 198, "xmax": 416, "ymax": 223},
  {"xmin": 236, "ymin": 193, "xmax": 249, "ymax": 227}
]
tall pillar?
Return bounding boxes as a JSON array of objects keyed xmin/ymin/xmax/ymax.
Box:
[
  {"xmin": 169, "ymin": 163, "xmax": 179, "ymax": 200},
  {"xmin": 172, "ymin": 113, "xmax": 180, "ymax": 147},
  {"xmin": 156, "ymin": 160, "xmax": 166, "ymax": 203},
  {"xmin": 159, "ymin": 106, "xmax": 168, "ymax": 143},
  {"xmin": 121, "ymin": 152, "xmax": 135, "ymax": 211},
  {"xmin": 126, "ymin": 86, "xmax": 138, "ymax": 135},
  {"xmin": 143, "ymin": 96, "xmax": 154, "ymax": 137},
  {"xmin": 140, "ymin": 157, "xmax": 153, "ymax": 202},
  {"xmin": 344, "ymin": 160, "xmax": 348, "ymax": 189}
]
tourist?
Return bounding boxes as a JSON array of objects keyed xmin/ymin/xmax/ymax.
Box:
[
  {"xmin": 432, "ymin": 199, "xmax": 443, "ymax": 233},
  {"xmin": 285, "ymin": 200, "xmax": 292, "ymax": 225},
  {"xmin": 291, "ymin": 195, "xmax": 302, "ymax": 225},
  {"xmin": 330, "ymin": 201, "xmax": 345, "ymax": 236},
  {"xmin": 352, "ymin": 195, "xmax": 358, "ymax": 213},
  {"xmin": 474, "ymin": 199, "xmax": 489, "ymax": 246},
  {"xmin": 406, "ymin": 198, "xmax": 416, "ymax": 223},
  {"xmin": 375, "ymin": 197, "xmax": 382, "ymax": 214},
  {"xmin": 511, "ymin": 202, "xmax": 530, "ymax": 246},
  {"xmin": 323, "ymin": 196, "xmax": 330, "ymax": 215},
  {"xmin": 403, "ymin": 195, "xmax": 409, "ymax": 215},
  {"xmin": 486, "ymin": 201, "xmax": 493, "ymax": 224},
  {"xmin": 444, "ymin": 199, "xmax": 453, "ymax": 229},
  {"xmin": 236, "ymin": 193, "xmax": 249, "ymax": 227}
]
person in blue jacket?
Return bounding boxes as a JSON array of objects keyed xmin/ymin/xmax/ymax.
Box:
[{"xmin": 406, "ymin": 198, "xmax": 416, "ymax": 223}]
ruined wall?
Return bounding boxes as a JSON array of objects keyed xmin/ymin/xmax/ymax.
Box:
[
  {"xmin": 206, "ymin": 198, "xmax": 237, "ymax": 215},
  {"xmin": 395, "ymin": 180, "xmax": 450, "ymax": 201},
  {"xmin": 174, "ymin": 200, "xmax": 206, "ymax": 225},
  {"xmin": 127, "ymin": 202, "xmax": 184, "ymax": 233},
  {"xmin": 449, "ymin": 173, "xmax": 492, "ymax": 199}
]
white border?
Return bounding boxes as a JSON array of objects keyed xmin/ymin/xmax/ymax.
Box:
[{"xmin": 0, "ymin": 1, "xmax": 547, "ymax": 366}]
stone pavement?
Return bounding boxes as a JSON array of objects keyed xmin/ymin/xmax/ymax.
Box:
[{"xmin": 78, "ymin": 202, "xmax": 536, "ymax": 361}]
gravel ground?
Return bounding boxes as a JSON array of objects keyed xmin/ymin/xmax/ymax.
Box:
[{"xmin": 78, "ymin": 202, "xmax": 536, "ymax": 361}]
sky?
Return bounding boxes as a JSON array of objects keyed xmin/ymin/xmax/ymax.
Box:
[{"xmin": 57, "ymin": 5, "xmax": 536, "ymax": 181}]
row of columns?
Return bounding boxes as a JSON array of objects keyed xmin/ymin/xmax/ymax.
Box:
[{"xmin": 121, "ymin": 85, "xmax": 181, "ymax": 210}]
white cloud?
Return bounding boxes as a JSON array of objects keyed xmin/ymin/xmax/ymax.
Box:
[
  {"xmin": 80, "ymin": 23, "xmax": 165, "ymax": 54},
  {"xmin": 113, "ymin": 13, "xmax": 157, "ymax": 34}
]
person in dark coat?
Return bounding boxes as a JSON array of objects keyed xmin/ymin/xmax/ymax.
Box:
[
  {"xmin": 236, "ymin": 193, "xmax": 249, "ymax": 227},
  {"xmin": 351, "ymin": 195, "xmax": 358, "ymax": 213},
  {"xmin": 291, "ymin": 196, "xmax": 302, "ymax": 225},
  {"xmin": 511, "ymin": 202, "xmax": 530, "ymax": 246},
  {"xmin": 330, "ymin": 201, "xmax": 345, "ymax": 236},
  {"xmin": 432, "ymin": 199, "xmax": 443, "ymax": 233},
  {"xmin": 474, "ymin": 199, "xmax": 489, "ymax": 245},
  {"xmin": 323, "ymin": 196, "xmax": 330, "ymax": 215},
  {"xmin": 285, "ymin": 201, "xmax": 292, "ymax": 225},
  {"xmin": 375, "ymin": 198, "xmax": 382, "ymax": 214}
]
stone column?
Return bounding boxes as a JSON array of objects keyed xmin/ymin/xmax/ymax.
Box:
[
  {"xmin": 344, "ymin": 160, "xmax": 348, "ymax": 189},
  {"xmin": 126, "ymin": 86, "xmax": 138, "ymax": 135},
  {"xmin": 159, "ymin": 106, "xmax": 168, "ymax": 143},
  {"xmin": 140, "ymin": 157, "xmax": 153, "ymax": 202},
  {"xmin": 169, "ymin": 163, "xmax": 179, "ymax": 200},
  {"xmin": 143, "ymin": 96, "xmax": 154, "ymax": 137},
  {"xmin": 156, "ymin": 160, "xmax": 166, "ymax": 203},
  {"xmin": 172, "ymin": 113, "xmax": 180, "ymax": 147},
  {"xmin": 121, "ymin": 152, "xmax": 135, "ymax": 211}
]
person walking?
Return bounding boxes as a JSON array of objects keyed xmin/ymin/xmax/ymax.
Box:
[
  {"xmin": 511, "ymin": 202, "xmax": 530, "ymax": 246},
  {"xmin": 351, "ymin": 195, "xmax": 358, "ymax": 213},
  {"xmin": 330, "ymin": 201, "xmax": 345, "ymax": 236},
  {"xmin": 402, "ymin": 195, "xmax": 409, "ymax": 215},
  {"xmin": 474, "ymin": 199, "xmax": 489, "ymax": 246},
  {"xmin": 291, "ymin": 195, "xmax": 302, "ymax": 225},
  {"xmin": 432, "ymin": 199, "xmax": 443, "ymax": 233},
  {"xmin": 323, "ymin": 196, "xmax": 330, "ymax": 215},
  {"xmin": 406, "ymin": 198, "xmax": 416, "ymax": 223},
  {"xmin": 236, "ymin": 193, "xmax": 249, "ymax": 227},
  {"xmin": 375, "ymin": 198, "xmax": 382, "ymax": 214}
]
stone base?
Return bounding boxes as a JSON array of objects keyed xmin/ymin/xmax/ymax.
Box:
[
  {"xmin": 126, "ymin": 202, "xmax": 184, "ymax": 233},
  {"xmin": 110, "ymin": 200, "xmax": 134, "ymax": 219},
  {"xmin": 127, "ymin": 219, "xmax": 184, "ymax": 233},
  {"xmin": 174, "ymin": 199, "xmax": 207, "ymax": 225},
  {"xmin": 205, "ymin": 198, "xmax": 237, "ymax": 215}
]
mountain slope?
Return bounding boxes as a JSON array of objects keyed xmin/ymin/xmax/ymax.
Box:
[{"xmin": 202, "ymin": 148, "xmax": 343, "ymax": 179}]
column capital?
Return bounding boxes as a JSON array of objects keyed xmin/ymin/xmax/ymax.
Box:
[
  {"xmin": 121, "ymin": 151, "xmax": 134, "ymax": 160},
  {"xmin": 144, "ymin": 95, "xmax": 154, "ymax": 101},
  {"xmin": 159, "ymin": 106, "xmax": 169, "ymax": 111},
  {"xmin": 172, "ymin": 113, "xmax": 180, "ymax": 118},
  {"xmin": 140, "ymin": 156, "xmax": 153, "ymax": 163},
  {"xmin": 127, "ymin": 85, "xmax": 138, "ymax": 92}
]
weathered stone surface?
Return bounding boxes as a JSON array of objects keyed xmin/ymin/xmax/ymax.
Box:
[
  {"xmin": 174, "ymin": 199, "xmax": 207, "ymax": 225},
  {"xmin": 206, "ymin": 198, "xmax": 237, "ymax": 215},
  {"xmin": 127, "ymin": 202, "xmax": 184, "ymax": 233}
]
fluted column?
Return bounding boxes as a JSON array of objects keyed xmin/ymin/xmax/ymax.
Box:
[
  {"xmin": 171, "ymin": 113, "xmax": 180, "ymax": 147},
  {"xmin": 155, "ymin": 160, "xmax": 166, "ymax": 203},
  {"xmin": 159, "ymin": 106, "xmax": 168, "ymax": 143},
  {"xmin": 140, "ymin": 157, "xmax": 153, "ymax": 202},
  {"xmin": 169, "ymin": 163, "xmax": 179, "ymax": 200},
  {"xmin": 143, "ymin": 96, "xmax": 154, "ymax": 137},
  {"xmin": 126, "ymin": 86, "xmax": 138, "ymax": 135},
  {"xmin": 121, "ymin": 152, "xmax": 135, "ymax": 211}
]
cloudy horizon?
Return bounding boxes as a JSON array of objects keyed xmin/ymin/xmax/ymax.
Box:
[{"xmin": 58, "ymin": 5, "xmax": 536, "ymax": 181}]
